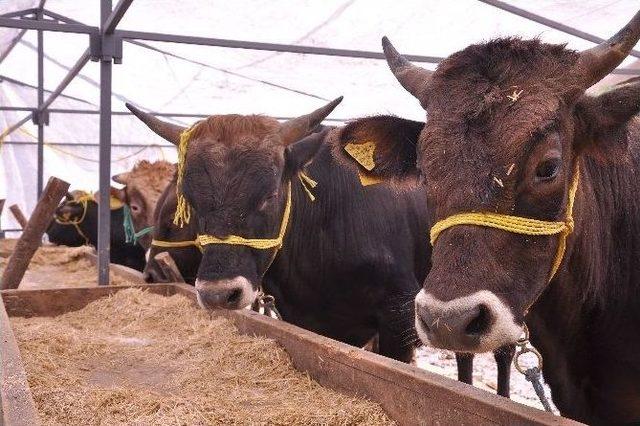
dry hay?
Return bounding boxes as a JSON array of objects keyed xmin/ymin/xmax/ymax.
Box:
[
  {"xmin": 11, "ymin": 288, "xmax": 394, "ymax": 425},
  {"xmin": 0, "ymin": 243, "xmax": 133, "ymax": 288}
]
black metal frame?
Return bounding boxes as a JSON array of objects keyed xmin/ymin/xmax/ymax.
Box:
[{"xmin": 1, "ymin": 1, "xmax": 638, "ymax": 284}]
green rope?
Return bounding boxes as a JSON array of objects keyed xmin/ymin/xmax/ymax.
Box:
[{"xmin": 122, "ymin": 205, "xmax": 154, "ymax": 245}]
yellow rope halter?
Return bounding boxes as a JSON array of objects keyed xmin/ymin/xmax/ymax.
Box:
[
  {"xmin": 430, "ymin": 163, "xmax": 580, "ymax": 281},
  {"xmin": 151, "ymin": 239, "xmax": 202, "ymax": 249},
  {"xmin": 174, "ymin": 124, "xmax": 199, "ymax": 227},
  {"xmin": 197, "ymin": 182, "xmax": 292, "ymax": 250},
  {"xmin": 54, "ymin": 192, "xmax": 94, "ymax": 245}
]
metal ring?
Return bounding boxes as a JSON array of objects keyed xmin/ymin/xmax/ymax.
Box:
[
  {"xmin": 514, "ymin": 346, "xmax": 543, "ymax": 374},
  {"xmin": 261, "ymin": 294, "xmax": 275, "ymax": 304}
]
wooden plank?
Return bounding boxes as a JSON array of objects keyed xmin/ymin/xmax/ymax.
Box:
[
  {"xmin": 83, "ymin": 252, "xmax": 146, "ymax": 284},
  {"xmin": 153, "ymin": 252, "xmax": 185, "ymax": 283},
  {"xmin": 0, "ymin": 295, "xmax": 40, "ymax": 426},
  {"xmin": 2, "ymin": 178, "xmax": 70, "ymax": 289},
  {"xmin": 169, "ymin": 285, "xmax": 582, "ymax": 426},
  {"xmin": 8, "ymin": 205, "xmax": 27, "ymax": 230},
  {"xmin": 1, "ymin": 285, "xmax": 584, "ymax": 426},
  {"xmin": 2, "ymin": 284, "xmax": 172, "ymax": 318}
]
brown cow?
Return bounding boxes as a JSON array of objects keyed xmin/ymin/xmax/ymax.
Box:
[
  {"xmin": 112, "ymin": 160, "xmax": 175, "ymax": 250},
  {"xmin": 335, "ymin": 12, "xmax": 640, "ymax": 425}
]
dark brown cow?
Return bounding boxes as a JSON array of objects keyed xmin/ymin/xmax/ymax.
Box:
[
  {"xmin": 335, "ymin": 12, "xmax": 640, "ymax": 424},
  {"xmin": 128, "ymin": 100, "xmax": 520, "ymax": 396},
  {"xmin": 143, "ymin": 176, "xmax": 202, "ymax": 284}
]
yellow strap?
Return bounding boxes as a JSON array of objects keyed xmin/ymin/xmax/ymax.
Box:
[
  {"xmin": 298, "ymin": 171, "xmax": 317, "ymax": 201},
  {"xmin": 54, "ymin": 193, "xmax": 92, "ymax": 226},
  {"xmin": 54, "ymin": 194, "xmax": 93, "ymax": 245},
  {"xmin": 358, "ymin": 171, "xmax": 384, "ymax": 186},
  {"xmin": 174, "ymin": 124, "xmax": 200, "ymax": 228},
  {"xmin": 430, "ymin": 164, "xmax": 580, "ymax": 281},
  {"xmin": 197, "ymin": 182, "xmax": 292, "ymax": 250},
  {"xmin": 151, "ymin": 238, "xmax": 203, "ymax": 253}
]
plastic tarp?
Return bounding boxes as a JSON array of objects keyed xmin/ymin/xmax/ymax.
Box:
[{"xmin": 1, "ymin": 0, "xmax": 639, "ymax": 234}]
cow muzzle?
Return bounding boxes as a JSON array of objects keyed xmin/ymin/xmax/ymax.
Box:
[
  {"xmin": 195, "ymin": 276, "xmax": 257, "ymax": 310},
  {"xmin": 414, "ymin": 289, "xmax": 522, "ymax": 353}
]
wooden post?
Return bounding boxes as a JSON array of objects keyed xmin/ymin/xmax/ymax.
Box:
[
  {"xmin": 8, "ymin": 204, "xmax": 28, "ymax": 229},
  {"xmin": 1, "ymin": 177, "xmax": 70, "ymax": 290},
  {"xmin": 153, "ymin": 252, "xmax": 185, "ymax": 283}
]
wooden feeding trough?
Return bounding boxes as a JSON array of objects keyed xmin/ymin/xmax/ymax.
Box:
[{"xmin": 0, "ymin": 283, "xmax": 581, "ymax": 425}]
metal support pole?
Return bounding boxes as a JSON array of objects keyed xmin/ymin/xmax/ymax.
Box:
[
  {"xmin": 97, "ymin": 0, "xmax": 113, "ymax": 286},
  {"xmin": 0, "ymin": 49, "xmax": 90, "ymax": 142},
  {"xmin": 36, "ymin": 9, "xmax": 44, "ymax": 197},
  {"xmin": 477, "ymin": 0, "xmax": 640, "ymax": 60}
]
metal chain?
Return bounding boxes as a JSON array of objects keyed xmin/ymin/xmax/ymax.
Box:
[
  {"xmin": 514, "ymin": 325, "xmax": 554, "ymax": 413},
  {"xmin": 251, "ymin": 289, "xmax": 283, "ymax": 320}
]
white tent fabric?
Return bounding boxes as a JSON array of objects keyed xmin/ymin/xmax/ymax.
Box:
[{"xmin": 1, "ymin": 0, "xmax": 639, "ymax": 233}]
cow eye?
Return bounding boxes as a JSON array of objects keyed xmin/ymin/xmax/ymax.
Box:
[
  {"xmin": 535, "ymin": 159, "xmax": 561, "ymax": 181},
  {"xmin": 130, "ymin": 203, "xmax": 141, "ymax": 214}
]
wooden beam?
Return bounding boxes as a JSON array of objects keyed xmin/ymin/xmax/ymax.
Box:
[
  {"xmin": 1, "ymin": 177, "xmax": 69, "ymax": 289},
  {"xmin": 8, "ymin": 205, "xmax": 28, "ymax": 229},
  {"xmin": 153, "ymin": 252, "xmax": 185, "ymax": 283},
  {"xmin": 0, "ymin": 296, "xmax": 40, "ymax": 425},
  {"xmin": 82, "ymin": 252, "xmax": 146, "ymax": 284},
  {"xmin": 1, "ymin": 284, "xmax": 582, "ymax": 425}
]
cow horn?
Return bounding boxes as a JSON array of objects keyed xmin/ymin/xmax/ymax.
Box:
[
  {"xmin": 382, "ymin": 36, "xmax": 432, "ymax": 102},
  {"xmin": 279, "ymin": 97, "xmax": 343, "ymax": 144},
  {"xmin": 573, "ymin": 10, "xmax": 640, "ymax": 89},
  {"xmin": 125, "ymin": 103, "xmax": 185, "ymax": 145},
  {"xmin": 112, "ymin": 172, "xmax": 130, "ymax": 185}
]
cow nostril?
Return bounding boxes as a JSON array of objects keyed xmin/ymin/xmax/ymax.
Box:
[
  {"xmin": 226, "ymin": 289, "xmax": 242, "ymax": 305},
  {"xmin": 464, "ymin": 304, "xmax": 491, "ymax": 335}
]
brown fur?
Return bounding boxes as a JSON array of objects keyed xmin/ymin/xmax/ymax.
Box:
[
  {"xmin": 337, "ymin": 36, "xmax": 640, "ymax": 423},
  {"xmin": 114, "ymin": 160, "xmax": 175, "ymax": 250},
  {"xmin": 189, "ymin": 115, "xmax": 282, "ymax": 148}
]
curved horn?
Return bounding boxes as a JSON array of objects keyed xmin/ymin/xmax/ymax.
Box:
[
  {"xmin": 573, "ymin": 10, "xmax": 640, "ymax": 89},
  {"xmin": 382, "ymin": 36, "xmax": 433, "ymax": 103},
  {"xmin": 126, "ymin": 103, "xmax": 185, "ymax": 145},
  {"xmin": 279, "ymin": 96, "xmax": 343, "ymax": 144}
]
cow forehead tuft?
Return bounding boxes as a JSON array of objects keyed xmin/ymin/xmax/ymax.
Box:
[
  {"xmin": 124, "ymin": 160, "xmax": 176, "ymax": 197},
  {"xmin": 187, "ymin": 114, "xmax": 282, "ymax": 148}
]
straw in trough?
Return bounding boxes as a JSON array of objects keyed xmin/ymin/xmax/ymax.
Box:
[{"xmin": 11, "ymin": 288, "xmax": 394, "ymax": 425}]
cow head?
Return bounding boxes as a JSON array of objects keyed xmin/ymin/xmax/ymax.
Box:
[
  {"xmin": 339, "ymin": 12, "xmax": 640, "ymax": 353},
  {"xmin": 112, "ymin": 160, "xmax": 175, "ymax": 250},
  {"xmin": 143, "ymin": 177, "xmax": 202, "ymax": 284},
  {"xmin": 54, "ymin": 190, "xmax": 94, "ymax": 222},
  {"xmin": 127, "ymin": 98, "xmax": 342, "ymax": 309}
]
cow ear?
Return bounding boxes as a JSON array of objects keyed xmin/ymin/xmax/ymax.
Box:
[
  {"xmin": 283, "ymin": 128, "xmax": 329, "ymax": 177},
  {"xmin": 112, "ymin": 172, "xmax": 130, "ymax": 185},
  {"xmin": 574, "ymin": 77, "xmax": 640, "ymax": 158},
  {"xmin": 337, "ymin": 116, "xmax": 423, "ymax": 179},
  {"xmin": 95, "ymin": 187, "xmax": 125, "ymax": 204}
]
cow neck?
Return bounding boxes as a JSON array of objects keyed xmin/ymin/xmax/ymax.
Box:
[{"xmin": 555, "ymin": 153, "xmax": 640, "ymax": 308}]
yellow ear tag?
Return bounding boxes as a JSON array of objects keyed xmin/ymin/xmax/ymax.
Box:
[
  {"xmin": 109, "ymin": 196, "xmax": 124, "ymax": 210},
  {"xmin": 344, "ymin": 141, "xmax": 376, "ymax": 171},
  {"xmin": 358, "ymin": 171, "xmax": 384, "ymax": 187}
]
